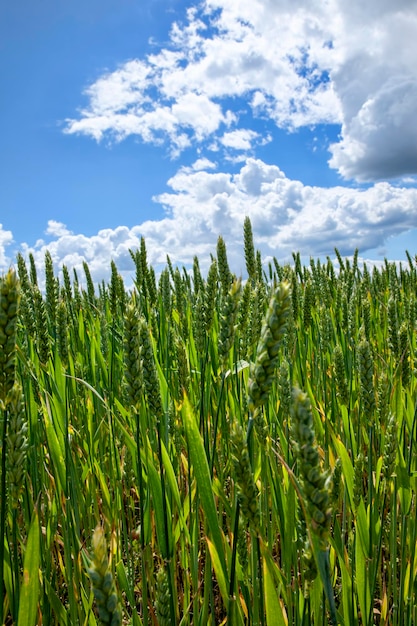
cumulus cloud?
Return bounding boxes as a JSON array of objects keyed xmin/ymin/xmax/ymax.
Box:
[
  {"xmin": 219, "ymin": 129, "xmax": 261, "ymax": 151},
  {"xmin": 191, "ymin": 157, "xmax": 217, "ymax": 171},
  {"xmin": 64, "ymin": 0, "xmax": 417, "ymax": 181},
  {"xmin": 45, "ymin": 220, "xmax": 73, "ymax": 237},
  {"xmin": 19, "ymin": 158, "xmax": 417, "ymax": 287},
  {"xmin": 327, "ymin": 3, "xmax": 417, "ymax": 180},
  {"xmin": 55, "ymin": 0, "xmax": 417, "ymax": 279},
  {"xmin": 155, "ymin": 158, "xmax": 417, "ymax": 261},
  {"xmin": 65, "ymin": 1, "xmax": 341, "ymax": 157}
]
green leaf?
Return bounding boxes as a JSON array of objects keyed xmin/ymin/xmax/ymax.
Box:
[
  {"xmin": 116, "ymin": 561, "xmax": 143, "ymax": 626},
  {"xmin": 356, "ymin": 500, "xmax": 370, "ymax": 556},
  {"xmin": 262, "ymin": 550, "xmax": 287, "ymax": 626},
  {"xmin": 161, "ymin": 440, "xmax": 190, "ymax": 544},
  {"xmin": 44, "ymin": 578, "xmax": 68, "ymax": 625},
  {"xmin": 93, "ymin": 459, "xmax": 111, "ymax": 512},
  {"xmin": 42, "ymin": 400, "xmax": 66, "ymax": 492},
  {"xmin": 181, "ymin": 396, "xmax": 228, "ymax": 583},
  {"xmin": 146, "ymin": 441, "xmax": 172, "ymax": 560},
  {"xmin": 207, "ymin": 538, "xmax": 228, "ymax": 607},
  {"xmin": 18, "ymin": 509, "xmax": 40, "ymax": 626},
  {"xmin": 332, "ymin": 435, "xmax": 355, "ymax": 509},
  {"xmin": 224, "ymin": 359, "xmax": 250, "ymax": 379},
  {"xmin": 355, "ymin": 521, "xmax": 371, "ymax": 625},
  {"xmin": 312, "ymin": 543, "xmax": 338, "ymax": 626},
  {"xmin": 397, "ymin": 449, "xmax": 412, "ymax": 515}
]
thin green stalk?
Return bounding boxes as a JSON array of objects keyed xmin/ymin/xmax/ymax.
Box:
[
  {"xmin": 398, "ymin": 509, "xmax": 408, "ymax": 626},
  {"xmin": 249, "ymin": 529, "xmax": 261, "ymax": 625},
  {"xmin": 135, "ymin": 409, "xmax": 148, "ymax": 625},
  {"xmin": 301, "ymin": 594, "xmax": 310, "ymax": 626},
  {"xmin": 228, "ymin": 498, "xmax": 240, "ymax": 615},
  {"xmin": 407, "ymin": 397, "xmax": 417, "ymax": 473},
  {"xmin": 256, "ymin": 536, "xmax": 265, "ymax": 626},
  {"xmin": 11, "ymin": 507, "xmax": 19, "ymax": 621},
  {"xmin": 156, "ymin": 419, "xmax": 177, "ymax": 625},
  {"xmin": 209, "ymin": 372, "xmax": 226, "ymax": 478},
  {"xmin": 407, "ymin": 512, "xmax": 417, "ymax": 626},
  {"xmin": 186, "ymin": 433, "xmax": 200, "ymax": 623},
  {"xmin": 367, "ymin": 422, "xmax": 373, "ymax": 623},
  {"xmin": 391, "ymin": 476, "xmax": 398, "ymax": 625},
  {"xmin": 199, "ymin": 345, "xmax": 210, "ymax": 456},
  {"xmin": 367, "ymin": 491, "xmax": 385, "ymax": 626},
  {"xmin": 63, "ymin": 507, "xmax": 79, "ymax": 625}
]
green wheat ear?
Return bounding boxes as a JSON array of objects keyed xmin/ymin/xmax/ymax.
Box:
[
  {"xmin": 333, "ymin": 343, "xmax": 349, "ymax": 406},
  {"xmin": 0, "ymin": 268, "xmax": 20, "ymax": 407},
  {"xmin": 155, "ymin": 566, "xmax": 171, "ymax": 626},
  {"xmin": 290, "ymin": 388, "xmax": 331, "ymax": 548},
  {"xmin": 218, "ymin": 277, "xmax": 242, "ymax": 367},
  {"xmin": 57, "ymin": 298, "xmax": 69, "ymax": 366},
  {"xmin": 247, "ymin": 281, "xmax": 291, "ymax": 414},
  {"xmin": 230, "ymin": 422, "xmax": 261, "ymax": 533},
  {"xmin": 139, "ymin": 318, "xmax": 163, "ymax": 420},
  {"xmin": 382, "ymin": 413, "xmax": 397, "ymax": 483},
  {"xmin": 357, "ymin": 337, "xmax": 376, "ymax": 419},
  {"xmin": 243, "ymin": 216, "xmax": 256, "ymax": 284},
  {"xmin": 217, "ymin": 235, "xmax": 232, "ymax": 296},
  {"xmin": 87, "ymin": 526, "xmax": 122, "ymax": 626},
  {"xmin": 6, "ymin": 384, "xmax": 28, "ymax": 507},
  {"xmin": 123, "ymin": 301, "xmax": 143, "ymax": 410}
]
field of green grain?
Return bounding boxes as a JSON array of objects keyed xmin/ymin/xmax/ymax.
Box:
[{"xmin": 0, "ymin": 219, "xmax": 416, "ymax": 625}]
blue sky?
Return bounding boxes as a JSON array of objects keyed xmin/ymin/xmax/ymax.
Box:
[{"xmin": 1, "ymin": 0, "xmax": 417, "ymax": 283}]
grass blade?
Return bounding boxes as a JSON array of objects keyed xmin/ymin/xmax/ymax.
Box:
[
  {"xmin": 18, "ymin": 508, "xmax": 40, "ymax": 626},
  {"xmin": 181, "ymin": 396, "xmax": 228, "ymax": 586}
]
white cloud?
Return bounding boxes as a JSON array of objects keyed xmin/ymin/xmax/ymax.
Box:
[
  {"xmin": 191, "ymin": 157, "xmax": 217, "ymax": 171},
  {"xmin": 220, "ymin": 129, "xmax": 260, "ymax": 151},
  {"xmin": 64, "ymin": 0, "xmax": 417, "ymax": 181},
  {"xmin": 329, "ymin": 74, "xmax": 417, "ymax": 180},
  {"xmin": 171, "ymin": 92, "xmax": 229, "ymax": 140},
  {"xmin": 15, "ymin": 158, "xmax": 417, "ymax": 285},
  {"xmin": 65, "ymin": 1, "xmax": 341, "ymax": 157},
  {"xmin": 154, "ymin": 158, "xmax": 417, "ymax": 265},
  {"xmin": 20, "ymin": 225, "xmax": 144, "ymax": 288},
  {"xmin": 327, "ymin": 3, "xmax": 417, "ymax": 180},
  {"xmin": 0, "ymin": 225, "xmax": 13, "ymax": 269},
  {"xmin": 45, "ymin": 220, "xmax": 73, "ymax": 237}
]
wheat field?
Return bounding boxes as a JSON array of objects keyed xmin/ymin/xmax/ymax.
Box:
[{"xmin": 0, "ymin": 220, "xmax": 416, "ymax": 625}]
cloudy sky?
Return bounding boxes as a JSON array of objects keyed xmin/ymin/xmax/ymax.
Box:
[{"xmin": 1, "ymin": 0, "xmax": 417, "ymax": 283}]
